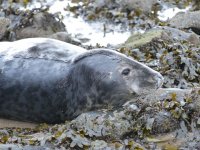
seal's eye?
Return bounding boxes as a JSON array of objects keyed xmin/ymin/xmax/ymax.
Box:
[{"xmin": 122, "ymin": 68, "xmax": 131, "ymax": 76}]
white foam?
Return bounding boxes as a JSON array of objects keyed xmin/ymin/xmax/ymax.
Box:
[
  {"xmin": 158, "ymin": 5, "xmax": 191, "ymax": 21},
  {"xmin": 48, "ymin": 0, "xmax": 130, "ymax": 46}
]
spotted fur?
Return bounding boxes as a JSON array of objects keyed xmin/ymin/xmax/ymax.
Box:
[{"xmin": 0, "ymin": 38, "xmax": 164, "ymax": 123}]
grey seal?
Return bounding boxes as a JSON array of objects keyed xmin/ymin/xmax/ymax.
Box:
[{"xmin": 0, "ymin": 38, "xmax": 164, "ymax": 123}]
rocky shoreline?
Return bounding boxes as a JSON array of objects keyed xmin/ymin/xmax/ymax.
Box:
[{"xmin": 0, "ymin": 0, "xmax": 199, "ymax": 149}]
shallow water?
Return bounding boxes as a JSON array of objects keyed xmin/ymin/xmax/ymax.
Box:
[
  {"xmin": 49, "ymin": 0, "xmax": 131, "ymax": 46},
  {"xmin": 158, "ymin": 4, "xmax": 191, "ymax": 21},
  {"xmin": 22, "ymin": 0, "xmax": 130, "ymax": 46},
  {"xmin": 50, "ymin": 1, "xmax": 193, "ymax": 46},
  {"xmin": 2, "ymin": 0, "xmax": 192, "ymax": 46}
]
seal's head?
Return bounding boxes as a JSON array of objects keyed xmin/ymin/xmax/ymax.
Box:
[{"xmin": 65, "ymin": 49, "xmax": 164, "ymax": 118}]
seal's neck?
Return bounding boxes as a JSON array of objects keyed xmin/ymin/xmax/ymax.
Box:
[{"xmin": 63, "ymin": 63, "xmax": 112, "ymax": 118}]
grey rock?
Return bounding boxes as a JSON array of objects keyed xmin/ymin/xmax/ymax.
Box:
[
  {"xmin": 117, "ymin": 0, "xmax": 158, "ymax": 14},
  {"xmin": 48, "ymin": 32, "xmax": 81, "ymax": 45},
  {"xmin": 94, "ymin": 0, "xmax": 158, "ymax": 14},
  {"xmin": 169, "ymin": 11, "xmax": 200, "ymax": 34},
  {"xmin": 72, "ymin": 87, "xmax": 200, "ymax": 137},
  {"xmin": 15, "ymin": 12, "xmax": 66, "ymax": 39},
  {"xmin": 0, "ymin": 144, "xmax": 51, "ymax": 150},
  {"xmin": 158, "ymin": 26, "xmax": 200, "ymax": 45},
  {"xmin": 123, "ymin": 27, "xmax": 200, "ymax": 49},
  {"xmin": 122, "ymin": 28, "xmax": 170, "ymax": 49},
  {"xmin": 0, "ymin": 17, "xmax": 11, "ymax": 40}
]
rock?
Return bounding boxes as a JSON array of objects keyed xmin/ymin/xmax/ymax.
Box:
[
  {"xmin": 120, "ymin": 27, "xmax": 199, "ymax": 89},
  {"xmin": 122, "ymin": 28, "xmax": 170, "ymax": 48},
  {"xmin": 0, "ymin": 144, "xmax": 51, "ymax": 150},
  {"xmin": 15, "ymin": 12, "xmax": 66, "ymax": 39},
  {"xmin": 190, "ymin": 88, "xmax": 200, "ymax": 111},
  {"xmin": 0, "ymin": 118, "xmax": 37, "ymax": 128},
  {"xmin": 192, "ymin": 0, "xmax": 200, "ymax": 11},
  {"xmin": 0, "ymin": 6, "xmax": 66, "ymax": 40},
  {"xmin": 93, "ymin": 0, "xmax": 119, "ymax": 8},
  {"xmin": 0, "ymin": 8, "xmax": 82, "ymax": 45},
  {"xmin": 94, "ymin": 0, "xmax": 159, "ymax": 14},
  {"xmin": 122, "ymin": 27, "xmax": 200, "ymax": 49},
  {"xmin": 0, "ymin": 144, "xmax": 21, "ymax": 150},
  {"xmin": 90, "ymin": 140, "xmax": 108, "ymax": 149},
  {"xmin": 151, "ymin": 111, "xmax": 179, "ymax": 134},
  {"xmin": 144, "ymin": 88, "xmax": 193, "ymax": 104},
  {"xmin": 48, "ymin": 32, "xmax": 81, "ymax": 45},
  {"xmin": 117, "ymin": 0, "xmax": 159, "ymax": 14},
  {"xmin": 169, "ymin": 11, "xmax": 200, "ymax": 34},
  {"xmin": 72, "ymin": 87, "xmax": 200, "ymax": 137},
  {"xmin": 71, "ymin": 111, "xmax": 132, "ymax": 138},
  {"xmin": 158, "ymin": 26, "xmax": 200, "ymax": 46},
  {"xmin": 0, "ymin": 17, "xmax": 11, "ymax": 40},
  {"xmin": 0, "ymin": 88, "xmax": 198, "ymax": 149}
]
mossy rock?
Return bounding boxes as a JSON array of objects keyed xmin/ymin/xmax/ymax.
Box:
[{"xmin": 122, "ymin": 29, "xmax": 168, "ymax": 48}]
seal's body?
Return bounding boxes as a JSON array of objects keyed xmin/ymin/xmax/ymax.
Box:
[{"xmin": 0, "ymin": 38, "xmax": 163, "ymax": 123}]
